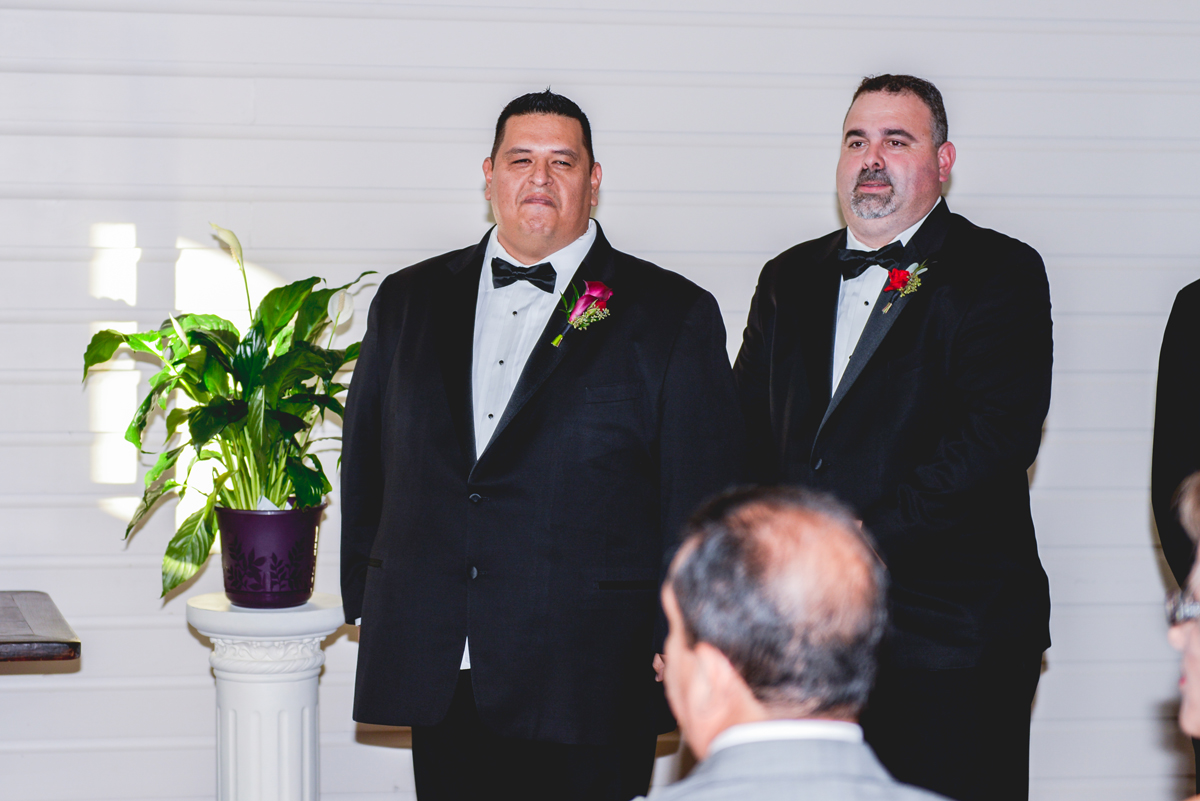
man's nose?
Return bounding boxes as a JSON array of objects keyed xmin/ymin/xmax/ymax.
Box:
[
  {"xmin": 530, "ymin": 160, "xmax": 552, "ymax": 185},
  {"xmin": 862, "ymin": 142, "xmax": 885, "ymax": 169}
]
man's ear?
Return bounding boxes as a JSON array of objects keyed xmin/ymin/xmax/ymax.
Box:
[
  {"xmin": 483, "ymin": 157, "xmax": 494, "ymax": 200},
  {"xmin": 937, "ymin": 141, "xmax": 956, "ymax": 183},
  {"xmin": 694, "ymin": 642, "xmax": 743, "ymax": 709},
  {"xmin": 590, "ymin": 161, "xmax": 602, "ymax": 206}
]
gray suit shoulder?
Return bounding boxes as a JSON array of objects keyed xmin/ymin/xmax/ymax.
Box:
[{"xmin": 641, "ymin": 740, "xmax": 952, "ymax": 801}]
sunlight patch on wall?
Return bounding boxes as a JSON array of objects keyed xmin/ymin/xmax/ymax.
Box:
[
  {"xmin": 89, "ymin": 223, "xmax": 141, "ymax": 306},
  {"xmin": 99, "ymin": 496, "xmax": 142, "ymax": 523}
]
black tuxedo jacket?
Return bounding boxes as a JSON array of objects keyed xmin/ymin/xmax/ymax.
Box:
[
  {"xmin": 340, "ymin": 224, "xmax": 744, "ymax": 745},
  {"xmin": 1152, "ymin": 279, "xmax": 1200, "ymax": 588},
  {"xmin": 733, "ymin": 201, "xmax": 1052, "ymax": 669}
]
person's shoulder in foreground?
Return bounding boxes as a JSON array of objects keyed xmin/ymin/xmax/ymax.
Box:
[
  {"xmin": 642, "ymin": 485, "xmax": 950, "ymax": 801},
  {"xmin": 647, "ymin": 738, "xmax": 950, "ymax": 800}
]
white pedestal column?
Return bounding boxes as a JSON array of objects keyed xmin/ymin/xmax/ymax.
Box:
[{"xmin": 187, "ymin": 592, "xmax": 345, "ymax": 801}]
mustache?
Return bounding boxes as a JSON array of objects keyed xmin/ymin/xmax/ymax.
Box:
[{"xmin": 855, "ymin": 168, "xmax": 893, "ymax": 188}]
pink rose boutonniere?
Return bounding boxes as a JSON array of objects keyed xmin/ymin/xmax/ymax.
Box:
[
  {"xmin": 881, "ymin": 260, "xmax": 929, "ymax": 313},
  {"xmin": 552, "ymin": 281, "xmax": 613, "ymax": 347}
]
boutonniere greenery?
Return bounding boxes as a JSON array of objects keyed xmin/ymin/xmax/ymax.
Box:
[
  {"xmin": 551, "ymin": 280, "xmax": 613, "ymax": 347},
  {"xmin": 882, "ymin": 260, "xmax": 930, "ymax": 313}
]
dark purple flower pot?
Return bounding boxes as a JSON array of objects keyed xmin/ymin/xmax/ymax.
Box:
[{"xmin": 216, "ymin": 504, "xmax": 327, "ymax": 609}]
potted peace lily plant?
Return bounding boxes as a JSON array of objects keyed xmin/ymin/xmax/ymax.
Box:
[{"xmin": 82, "ymin": 225, "xmax": 373, "ymax": 607}]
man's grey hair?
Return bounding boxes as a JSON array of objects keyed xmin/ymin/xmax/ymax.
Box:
[{"xmin": 668, "ymin": 486, "xmax": 887, "ymax": 717}]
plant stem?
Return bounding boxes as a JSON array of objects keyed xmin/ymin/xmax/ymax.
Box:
[{"xmin": 239, "ymin": 261, "xmax": 253, "ymax": 323}]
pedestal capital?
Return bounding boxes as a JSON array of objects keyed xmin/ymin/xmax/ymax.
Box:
[{"xmin": 186, "ymin": 592, "xmax": 344, "ymax": 640}]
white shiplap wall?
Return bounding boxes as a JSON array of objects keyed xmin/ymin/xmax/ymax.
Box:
[{"xmin": 1, "ymin": 2, "xmax": 1198, "ymax": 799}]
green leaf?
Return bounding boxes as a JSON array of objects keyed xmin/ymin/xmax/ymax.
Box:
[
  {"xmin": 267, "ymin": 409, "xmax": 308, "ymax": 435},
  {"xmin": 125, "ymin": 391, "xmax": 158, "ymax": 448},
  {"xmin": 286, "ymin": 454, "xmax": 331, "ymax": 510},
  {"xmin": 201, "ymin": 352, "xmax": 230, "ymax": 397},
  {"xmin": 269, "ymin": 323, "xmax": 294, "ymax": 358},
  {"xmin": 209, "ymin": 223, "xmax": 243, "ymax": 268},
  {"xmin": 280, "ymin": 392, "xmax": 344, "ymax": 419},
  {"xmin": 165, "ymin": 408, "xmax": 190, "ymax": 441},
  {"xmin": 177, "ymin": 313, "xmax": 239, "ymax": 339},
  {"xmin": 188, "ymin": 398, "xmax": 248, "ymax": 450},
  {"xmin": 145, "ymin": 444, "xmax": 186, "ymax": 488},
  {"xmin": 261, "ymin": 346, "xmax": 328, "ymax": 405},
  {"xmin": 125, "ymin": 480, "xmax": 179, "ymax": 540},
  {"xmin": 254, "ymin": 277, "xmax": 320, "ymax": 346},
  {"xmin": 161, "ymin": 507, "xmax": 215, "ymax": 596},
  {"xmin": 189, "ymin": 328, "xmax": 238, "ymax": 365},
  {"xmin": 246, "ymin": 386, "xmax": 266, "ymax": 454},
  {"xmin": 293, "ymin": 287, "xmax": 338, "ymax": 345},
  {"xmin": 231, "ymin": 323, "xmax": 269, "ymax": 393},
  {"xmin": 293, "ymin": 271, "xmax": 377, "ymax": 345},
  {"xmin": 82, "ymin": 330, "xmax": 126, "ymax": 380},
  {"xmin": 344, "ymin": 342, "xmax": 360, "ymax": 363}
]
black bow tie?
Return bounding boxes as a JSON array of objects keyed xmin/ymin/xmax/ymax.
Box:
[
  {"xmin": 835, "ymin": 241, "xmax": 905, "ymax": 280},
  {"xmin": 491, "ymin": 257, "xmax": 557, "ymax": 293}
]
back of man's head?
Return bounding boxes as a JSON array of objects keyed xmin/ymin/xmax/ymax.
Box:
[{"xmin": 668, "ymin": 486, "xmax": 887, "ymax": 721}]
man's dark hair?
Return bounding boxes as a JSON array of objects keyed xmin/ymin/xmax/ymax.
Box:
[
  {"xmin": 490, "ymin": 89, "xmax": 594, "ymax": 165},
  {"xmin": 669, "ymin": 486, "xmax": 887, "ymax": 717},
  {"xmin": 852, "ymin": 74, "xmax": 948, "ymax": 147}
]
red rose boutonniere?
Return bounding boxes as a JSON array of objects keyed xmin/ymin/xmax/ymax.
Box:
[
  {"xmin": 881, "ymin": 260, "xmax": 929, "ymax": 313},
  {"xmin": 551, "ymin": 280, "xmax": 613, "ymax": 347}
]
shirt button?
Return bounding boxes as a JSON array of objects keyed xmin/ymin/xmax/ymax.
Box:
[
  {"xmin": 498, "ymin": 360, "xmax": 504, "ymax": 365},
  {"xmin": 512, "ymin": 311, "xmax": 518, "ymax": 316},
  {"xmin": 487, "ymin": 413, "xmax": 494, "ymax": 419},
  {"xmin": 469, "ymin": 493, "xmax": 481, "ymax": 503},
  {"xmin": 470, "ymin": 567, "xmax": 478, "ymax": 579}
]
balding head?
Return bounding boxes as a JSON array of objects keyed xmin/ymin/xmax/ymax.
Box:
[{"xmin": 666, "ymin": 486, "xmax": 886, "ymax": 721}]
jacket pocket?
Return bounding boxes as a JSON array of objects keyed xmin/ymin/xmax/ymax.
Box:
[{"xmin": 586, "ymin": 383, "xmax": 642, "ymax": 404}]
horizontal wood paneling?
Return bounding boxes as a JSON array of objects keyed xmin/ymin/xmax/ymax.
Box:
[{"xmin": 0, "ymin": 1, "xmax": 1196, "ymax": 797}]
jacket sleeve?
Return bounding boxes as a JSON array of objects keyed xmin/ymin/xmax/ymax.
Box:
[
  {"xmin": 1152, "ymin": 284, "xmax": 1200, "ymax": 587},
  {"xmin": 864, "ymin": 246, "xmax": 1053, "ymax": 559},
  {"xmin": 339, "ymin": 287, "xmax": 389, "ymax": 625},
  {"xmin": 732, "ymin": 262, "xmax": 782, "ymax": 484},
  {"xmin": 655, "ymin": 290, "xmax": 747, "ymax": 649}
]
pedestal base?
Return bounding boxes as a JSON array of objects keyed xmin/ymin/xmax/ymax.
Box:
[{"xmin": 188, "ymin": 592, "xmax": 344, "ymax": 801}]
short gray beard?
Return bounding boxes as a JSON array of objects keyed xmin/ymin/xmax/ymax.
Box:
[
  {"xmin": 849, "ymin": 168, "xmax": 897, "ymax": 220},
  {"xmin": 850, "ymin": 189, "xmax": 898, "ymax": 220}
]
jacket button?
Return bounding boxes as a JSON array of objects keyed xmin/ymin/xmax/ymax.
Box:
[
  {"xmin": 469, "ymin": 493, "xmax": 481, "ymax": 503},
  {"xmin": 470, "ymin": 567, "xmax": 478, "ymax": 579}
]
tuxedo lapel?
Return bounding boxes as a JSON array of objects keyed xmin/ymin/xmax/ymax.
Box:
[
  {"xmin": 434, "ymin": 230, "xmax": 489, "ymax": 466},
  {"xmin": 794, "ymin": 237, "xmax": 843, "ymax": 408},
  {"xmin": 815, "ymin": 201, "xmax": 953, "ymax": 443},
  {"xmin": 473, "ymin": 224, "xmax": 618, "ymax": 472}
]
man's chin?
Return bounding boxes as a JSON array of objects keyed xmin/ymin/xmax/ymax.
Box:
[{"xmin": 850, "ymin": 194, "xmax": 898, "ymax": 221}]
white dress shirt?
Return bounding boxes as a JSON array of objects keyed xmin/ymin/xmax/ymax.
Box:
[
  {"xmin": 457, "ymin": 219, "xmax": 597, "ymax": 669},
  {"xmin": 707, "ymin": 719, "xmax": 863, "ymax": 756},
  {"xmin": 831, "ymin": 198, "xmax": 941, "ymax": 395}
]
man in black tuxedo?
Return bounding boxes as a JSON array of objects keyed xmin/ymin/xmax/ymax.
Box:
[
  {"xmin": 340, "ymin": 90, "xmax": 743, "ymax": 801},
  {"xmin": 1152, "ymin": 279, "xmax": 1200, "ymax": 793},
  {"xmin": 732, "ymin": 75, "xmax": 1053, "ymax": 801}
]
